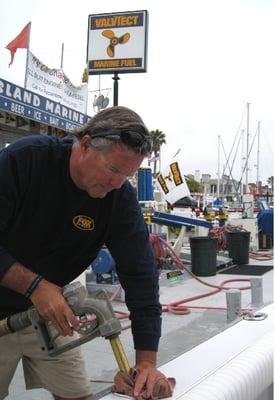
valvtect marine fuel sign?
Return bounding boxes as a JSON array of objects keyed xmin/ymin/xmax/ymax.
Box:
[{"xmin": 87, "ymin": 10, "xmax": 148, "ymax": 74}]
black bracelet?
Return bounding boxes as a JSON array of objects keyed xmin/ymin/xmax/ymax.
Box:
[{"xmin": 24, "ymin": 275, "xmax": 44, "ymax": 299}]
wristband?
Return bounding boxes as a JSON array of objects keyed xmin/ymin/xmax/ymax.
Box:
[{"xmin": 24, "ymin": 275, "xmax": 44, "ymax": 299}]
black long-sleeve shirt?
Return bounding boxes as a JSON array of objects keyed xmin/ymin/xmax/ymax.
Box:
[{"xmin": 0, "ymin": 135, "xmax": 161, "ymax": 351}]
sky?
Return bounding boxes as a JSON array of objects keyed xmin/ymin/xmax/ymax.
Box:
[{"xmin": 0, "ymin": 0, "xmax": 273, "ymax": 184}]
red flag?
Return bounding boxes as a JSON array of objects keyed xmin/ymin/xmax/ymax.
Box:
[{"xmin": 5, "ymin": 22, "xmax": 31, "ymax": 66}]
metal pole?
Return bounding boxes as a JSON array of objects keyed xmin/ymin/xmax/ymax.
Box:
[
  {"xmin": 60, "ymin": 43, "xmax": 64, "ymax": 69},
  {"xmin": 256, "ymin": 121, "xmax": 261, "ymax": 194},
  {"xmin": 24, "ymin": 22, "xmax": 32, "ymax": 89},
  {"xmin": 240, "ymin": 129, "xmax": 245, "ymax": 199},
  {"xmin": 217, "ymin": 135, "xmax": 221, "ymax": 199},
  {"xmin": 245, "ymin": 102, "xmax": 250, "ymax": 193},
  {"xmin": 109, "ymin": 336, "xmax": 130, "ymax": 373},
  {"xmin": 112, "ymin": 72, "xmax": 120, "ymax": 106},
  {"xmin": 98, "ymin": 74, "xmax": 101, "ymax": 94}
]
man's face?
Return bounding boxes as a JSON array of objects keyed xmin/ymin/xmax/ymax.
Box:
[{"xmin": 72, "ymin": 136, "xmax": 144, "ymax": 198}]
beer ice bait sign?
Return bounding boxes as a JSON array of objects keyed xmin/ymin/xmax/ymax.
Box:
[
  {"xmin": 0, "ymin": 78, "xmax": 90, "ymax": 132},
  {"xmin": 87, "ymin": 10, "xmax": 148, "ymax": 74}
]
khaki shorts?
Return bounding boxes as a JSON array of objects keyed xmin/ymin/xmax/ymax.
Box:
[{"xmin": 0, "ymin": 324, "xmax": 92, "ymax": 399}]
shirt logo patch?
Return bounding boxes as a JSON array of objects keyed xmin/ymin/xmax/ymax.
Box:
[{"xmin": 73, "ymin": 215, "xmax": 95, "ymax": 231}]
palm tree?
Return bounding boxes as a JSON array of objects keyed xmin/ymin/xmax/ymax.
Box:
[{"xmin": 150, "ymin": 129, "xmax": 166, "ymax": 177}]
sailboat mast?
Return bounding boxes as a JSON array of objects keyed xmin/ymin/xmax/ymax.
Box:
[
  {"xmin": 245, "ymin": 102, "xmax": 250, "ymax": 193},
  {"xmin": 240, "ymin": 129, "xmax": 245, "ymax": 198},
  {"xmin": 256, "ymin": 121, "xmax": 261, "ymax": 194},
  {"xmin": 217, "ymin": 135, "xmax": 221, "ymax": 199}
]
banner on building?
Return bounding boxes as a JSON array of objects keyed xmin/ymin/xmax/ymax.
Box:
[
  {"xmin": 0, "ymin": 78, "xmax": 90, "ymax": 132},
  {"xmin": 26, "ymin": 51, "xmax": 88, "ymax": 114},
  {"xmin": 156, "ymin": 157, "xmax": 190, "ymax": 205}
]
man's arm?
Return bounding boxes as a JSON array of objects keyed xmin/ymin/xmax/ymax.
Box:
[
  {"xmin": 1, "ymin": 262, "xmax": 79, "ymax": 335},
  {"xmin": 1, "ymin": 261, "xmax": 38, "ymax": 295},
  {"xmin": 136, "ymin": 349, "xmax": 157, "ymax": 366}
]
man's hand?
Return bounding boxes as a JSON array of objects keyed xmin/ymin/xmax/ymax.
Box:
[
  {"xmin": 112, "ymin": 364, "xmax": 175, "ymax": 400},
  {"xmin": 30, "ymin": 279, "xmax": 80, "ymax": 336},
  {"xmin": 134, "ymin": 361, "xmax": 175, "ymax": 399}
]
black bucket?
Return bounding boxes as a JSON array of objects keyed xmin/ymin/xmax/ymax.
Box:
[
  {"xmin": 189, "ymin": 236, "xmax": 218, "ymax": 276},
  {"xmin": 226, "ymin": 231, "xmax": 251, "ymax": 265}
]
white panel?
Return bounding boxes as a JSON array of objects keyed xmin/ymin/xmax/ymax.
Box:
[
  {"xmin": 107, "ymin": 304, "xmax": 273, "ymax": 400},
  {"xmin": 179, "ymin": 332, "xmax": 273, "ymax": 400}
]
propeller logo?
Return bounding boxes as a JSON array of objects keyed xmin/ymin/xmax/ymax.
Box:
[{"xmin": 102, "ymin": 30, "xmax": 130, "ymax": 58}]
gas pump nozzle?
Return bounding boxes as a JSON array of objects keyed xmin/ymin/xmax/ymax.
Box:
[{"xmin": 0, "ymin": 281, "xmax": 130, "ymax": 373}]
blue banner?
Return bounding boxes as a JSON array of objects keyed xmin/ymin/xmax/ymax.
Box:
[{"xmin": 0, "ymin": 78, "xmax": 90, "ymax": 132}]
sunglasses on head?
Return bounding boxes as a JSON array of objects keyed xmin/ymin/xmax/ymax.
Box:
[{"xmin": 89, "ymin": 128, "xmax": 152, "ymax": 154}]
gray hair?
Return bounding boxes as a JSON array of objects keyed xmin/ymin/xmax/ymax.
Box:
[
  {"xmin": 89, "ymin": 136, "xmax": 121, "ymax": 153},
  {"xmin": 74, "ymin": 106, "xmax": 151, "ymax": 156}
]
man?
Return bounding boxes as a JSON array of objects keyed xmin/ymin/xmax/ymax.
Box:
[{"xmin": 0, "ymin": 106, "xmax": 170, "ymax": 400}]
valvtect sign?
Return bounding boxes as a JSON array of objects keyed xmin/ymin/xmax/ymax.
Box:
[{"xmin": 87, "ymin": 10, "xmax": 148, "ymax": 74}]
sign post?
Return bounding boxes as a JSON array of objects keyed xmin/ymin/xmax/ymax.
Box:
[{"xmin": 112, "ymin": 72, "xmax": 120, "ymax": 106}]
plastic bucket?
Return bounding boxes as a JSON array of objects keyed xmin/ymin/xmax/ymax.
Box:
[
  {"xmin": 226, "ymin": 231, "xmax": 251, "ymax": 264},
  {"xmin": 189, "ymin": 237, "xmax": 218, "ymax": 276}
]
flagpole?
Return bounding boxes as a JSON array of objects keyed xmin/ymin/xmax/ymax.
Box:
[{"xmin": 24, "ymin": 22, "xmax": 32, "ymax": 88}]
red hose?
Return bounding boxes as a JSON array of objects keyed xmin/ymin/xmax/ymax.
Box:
[
  {"xmin": 109, "ymin": 236, "xmax": 258, "ymax": 319},
  {"xmin": 158, "ymin": 236, "xmax": 252, "ymax": 315}
]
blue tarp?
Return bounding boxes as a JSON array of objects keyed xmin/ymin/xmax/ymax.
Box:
[{"xmin": 257, "ymin": 209, "xmax": 273, "ymax": 237}]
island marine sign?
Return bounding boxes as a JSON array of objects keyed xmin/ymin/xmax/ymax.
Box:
[
  {"xmin": 87, "ymin": 10, "xmax": 148, "ymax": 74},
  {"xmin": 0, "ymin": 78, "xmax": 89, "ymax": 132}
]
